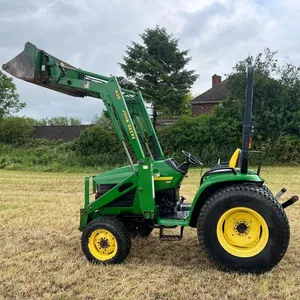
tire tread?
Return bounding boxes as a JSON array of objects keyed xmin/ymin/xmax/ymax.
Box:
[
  {"xmin": 197, "ymin": 184, "xmax": 290, "ymax": 273},
  {"xmin": 81, "ymin": 216, "xmax": 131, "ymax": 264}
]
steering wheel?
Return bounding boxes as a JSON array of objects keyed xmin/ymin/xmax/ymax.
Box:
[{"xmin": 182, "ymin": 150, "xmax": 203, "ymax": 166}]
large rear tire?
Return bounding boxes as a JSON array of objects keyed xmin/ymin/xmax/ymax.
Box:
[
  {"xmin": 197, "ymin": 184, "xmax": 290, "ymax": 273},
  {"xmin": 81, "ymin": 216, "xmax": 131, "ymax": 264}
]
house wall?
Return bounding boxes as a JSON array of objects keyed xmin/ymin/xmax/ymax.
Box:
[
  {"xmin": 33, "ymin": 125, "xmax": 91, "ymax": 140},
  {"xmin": 192, "ymin": 103, "xmax": 217, "ymax": 116},
  {"xmin": 32, "ymin": 118, "xmax": 176, "ymax": 140}
]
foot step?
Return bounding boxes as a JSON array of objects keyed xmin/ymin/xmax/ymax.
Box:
[
  {"xmin": 162, "ymin": 210, "xmax": 190, "ymax": 220},
  {"xmin": 159, "ymin": 226, "xmax": 184, "ymax": 241}
]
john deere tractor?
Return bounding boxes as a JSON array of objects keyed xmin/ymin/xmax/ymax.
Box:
[{"xmin": 3, "ymin": 42, "xmax": 298, "ymax": 273}]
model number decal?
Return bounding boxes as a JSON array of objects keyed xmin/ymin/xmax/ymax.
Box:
[
  {"xmin": 122, "ymin": 110, "xmax": 136, "ymax": 140},
  {"xmin": 115, "ymin": 90, "xmax": 121, "ymax": 100}
]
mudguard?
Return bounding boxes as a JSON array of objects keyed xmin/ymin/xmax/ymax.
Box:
[{"xmin": 188, "ymin": 169, "xmax": 264, "ymax": 227}]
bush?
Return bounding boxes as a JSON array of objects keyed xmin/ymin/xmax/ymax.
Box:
[
  {"xmin": 75, "ymin": 125, "xmax": 127, "ymax": 166},
  {"xmin": 0, "ymin": 117, "xmax": 33, "ymax": 143},
  {"xmin": 0, "ymin": 115, "xmax": 299, "ymax": 172},
  {"xmin": 158, "ymin": 115, "xmax": 300, "ymax": 166},
  {"xmin": 261, "ymin": 135, "xmax": 300, "ymax": 164},
  {"xmin": 0, "ymin": 138, "xmax": 82, "ymax": 171},
  {"xmin": 159, "ymin": 115, "xmax": 239, "ymax": 165}
]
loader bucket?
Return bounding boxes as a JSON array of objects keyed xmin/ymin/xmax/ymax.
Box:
[
  {"xmin": 2, "ymin": 42, "xmax": 37, "ymax": 82},
  {"xmin": 2, "ymin": 42, "xmax": 84, "ymax": 97}
]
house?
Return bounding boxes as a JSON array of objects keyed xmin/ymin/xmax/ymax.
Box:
[
  {"xmin": 191, "ymin": 74, "xmax": 228, "ymax": 116},
  {"xmin": 33, "ymin": 125, "xmax": 91, "ymax": 140}
]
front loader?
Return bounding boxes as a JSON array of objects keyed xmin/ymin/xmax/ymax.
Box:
[{"xmin": 3, "ymin": 42, "xmax": 298, "ymax": 273}]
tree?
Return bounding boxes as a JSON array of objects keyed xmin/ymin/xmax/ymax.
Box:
[
  {"xmin": 120, "ymin": 26, "xmax": 198, "ymax": 127},
  {"xmin": 0, "ymin": 70, "xmax": 25, "ymax": 118},
  {"xmin": 23, "ymin": 116, "xmax": 82, "ymax": 126},
  {"xmin": 221, "ymin": 48, "xmax": 300, "ymax": 142},
  {"xmin": 91, "ymin": 111, "xmax": 112, "ymax": 130},
  {"xmin": 46, "ymin": 116, "xmax": 82, "ymax": 126},
  {"xmin": 44, "ymin": 116, "xmax": 82, "ymax": 126},
  {"xmin": 182, "ymin": 92, "xmax": 194, "ymax": 116},
  {"xmin": 24, "ymin": 117, "xmax": 47, "ymax": 126},
  {"xmin": 0, "ymin": 117, "xmax": 33, "ymax": 143},
  {"xmin": 159, "ymin": 49, "xmax": 300, "ymax": 164}
]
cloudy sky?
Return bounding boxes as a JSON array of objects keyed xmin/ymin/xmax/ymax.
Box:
[{"xmin": 1, "ymin": 0, "xmax": 299, "ymax": 123}]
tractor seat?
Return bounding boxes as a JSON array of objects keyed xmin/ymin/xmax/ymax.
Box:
[
  {"xmin": 210, "ymin": 148, "xmax": 241, "ymax": 171},
  {"xmin": 200, "ymin": 149, "xmax": 241, "ymax": 184},
  {"xmin": 229, "ymin": 148, "xmax": 241, "ymax": 168}
]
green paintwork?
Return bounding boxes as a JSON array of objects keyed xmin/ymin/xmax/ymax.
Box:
[
  {"xmin": 137, "ymin": 158, "xmax": 155, "ymax": 219},
  {"xmin": 156, "ymin": 169, "xmax": 263, "ymax": 227},
  {"xmin": 93, "ymin": 159, "xmax": 184, "ymax": 191},
  {"xmin": 187, "ymin": 169, "xmax": 263, "ymax": 222},
  {"xmin": 80, "ymin": 158, "xmax": 185, "ymax": 229},
  {"xmin": 3, "ymin": 42, "xmax": 266, "ymax": 234}
]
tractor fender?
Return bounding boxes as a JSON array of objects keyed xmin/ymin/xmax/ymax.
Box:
[{"xmin": 188, "ymin": 171, "xmax": 263, "ymax": 227}]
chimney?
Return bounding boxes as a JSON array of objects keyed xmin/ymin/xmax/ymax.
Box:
[{"xmin": 212, "ymin": 74, "xmax": 222, "ymax": 87}]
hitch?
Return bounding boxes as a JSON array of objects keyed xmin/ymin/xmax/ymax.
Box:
[
  {"xmin": 274, "ymin": 188, "xmax": 298, "ymax": 209},
  {"xmin": 282, "ymin": 195, "xmax": 299, "ymax": 209},
  {"xmin": 275, "ymin": 188, "xmax": 287, "ymax": 200}
]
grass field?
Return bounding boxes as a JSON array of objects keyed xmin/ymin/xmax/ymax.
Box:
[{"xmin": 0, "ymin": 167, "xmax": 300, "ymax": 300}]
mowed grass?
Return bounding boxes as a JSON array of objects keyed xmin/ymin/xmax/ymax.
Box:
[{"xmin": 0, "ymin": 167, "xmax": 300, "ymax": 300}]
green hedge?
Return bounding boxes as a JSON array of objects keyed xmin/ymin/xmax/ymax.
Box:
[
  {"xmin": 158, "ymin": 116, "xmax": 239, "ymax": 165},
  {"xmin": 0, "ymin": 116, "xmax": 299, "ymax": 172},
  {"xmin": 0, "ymin": 117, "xmax": 33, "ymax": 144},
  {"xmin": 261, "ymin": 135, "xmax": 300, "ymax": 164},
  {"xmin": 75, "ymin": 125, "xmax": 127, "ymax": 166},
  {"xmin": 159, "ymin": 117, "xmax": 300, "ymax": 165}
]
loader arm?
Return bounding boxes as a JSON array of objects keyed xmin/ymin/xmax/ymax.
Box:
[{"xmin": 2, "ymin": 42, "xmax": 164, "ymax": 165}]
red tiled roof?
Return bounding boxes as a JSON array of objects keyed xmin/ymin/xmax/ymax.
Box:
[{"xmin": 191, "ymin": 78, "xmax": 228, "ymax": 104}]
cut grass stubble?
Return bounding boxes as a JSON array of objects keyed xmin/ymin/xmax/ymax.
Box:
[{"xmin": 0, "ymin": 167, "xmax": 300, "ymax": 300}]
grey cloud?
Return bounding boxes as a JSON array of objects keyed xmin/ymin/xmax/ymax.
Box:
[
  {"xmin": 179, "ymin": 2, "xmax": 228, "ymax": 38},
  {"xmin": 1, "ymin": 0, "xmax": 37, "ymax": 14},
  {"xmin": 48, "ymin": 1, "xmax": 80, "ymax": 17}
]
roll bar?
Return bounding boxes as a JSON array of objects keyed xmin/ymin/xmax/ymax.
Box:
[{"xmin": 240, "ymin": 65, "xmax": 254, "ymax": 174}]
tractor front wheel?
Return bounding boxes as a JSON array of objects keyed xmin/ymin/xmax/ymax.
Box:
[
  {"xmin": 81, "ymin": 216, "xmax": 131, "ymax": 264},
  {"xmin": 197, "ymin": 185, "xmax": 290, "ymax": 273}
]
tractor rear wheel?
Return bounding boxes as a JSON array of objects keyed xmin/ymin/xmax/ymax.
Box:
[
  {"xmin": 197, "ymin": 184, "xmax": 290, "ymax": 273},
  {"xmin": 81, "ymin": 216, "xmax": 131, "ymax": 264}
]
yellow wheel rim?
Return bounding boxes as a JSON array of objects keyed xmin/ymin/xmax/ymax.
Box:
[
  {"xmin": 216, "ymin": 207, "xmax": 269, "ymax": 258},
  {"xmin": 88, "ymin": 229, "xmax": 118, "ymax": 261}
]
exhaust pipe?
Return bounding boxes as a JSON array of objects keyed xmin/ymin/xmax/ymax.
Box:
[{"xmin": 240, "ymin": 66, "xmax": 254, "ymax": 174}]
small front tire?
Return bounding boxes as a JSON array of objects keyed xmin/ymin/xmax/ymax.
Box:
[{"xmin": 81, "ymin": 216, "xmax": 131, "ymax": 264}]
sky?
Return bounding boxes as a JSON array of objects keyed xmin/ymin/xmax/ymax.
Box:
[{"xmin": 1, "ymin": 0, "xmax": 300, "ymax": 123}]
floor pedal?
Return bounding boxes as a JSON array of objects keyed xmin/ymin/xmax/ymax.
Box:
[
  {"xmin": 162, "ymin": 210, "xmax": 190, "ymax": 220},
  {"xmin": 159, "ymin": 226, "xmax": 184, "ymax": 241},
  {"xmin": 177, "ymin": 203, "xmax": 191, "ymax": 212}
]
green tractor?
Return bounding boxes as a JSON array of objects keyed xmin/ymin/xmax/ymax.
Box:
[{"xmin": 3, "ymin": 42, "xmax": 298, "ymax": 273}]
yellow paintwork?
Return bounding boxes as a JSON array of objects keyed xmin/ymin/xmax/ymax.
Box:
[
  {"xmin": 154, "ymin": 177, "xmax": 173, "ymax": 181},
  {"xmin": 216, "ymin": 207, "xmax": 269, "ymax": 258},
  {"xmin": 229, "ymin": 148, "xmax": 241, "ymax": 168},
  {"xmin": 88, "ymin": 229, "xmax": 118, "ymax": 261}
]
